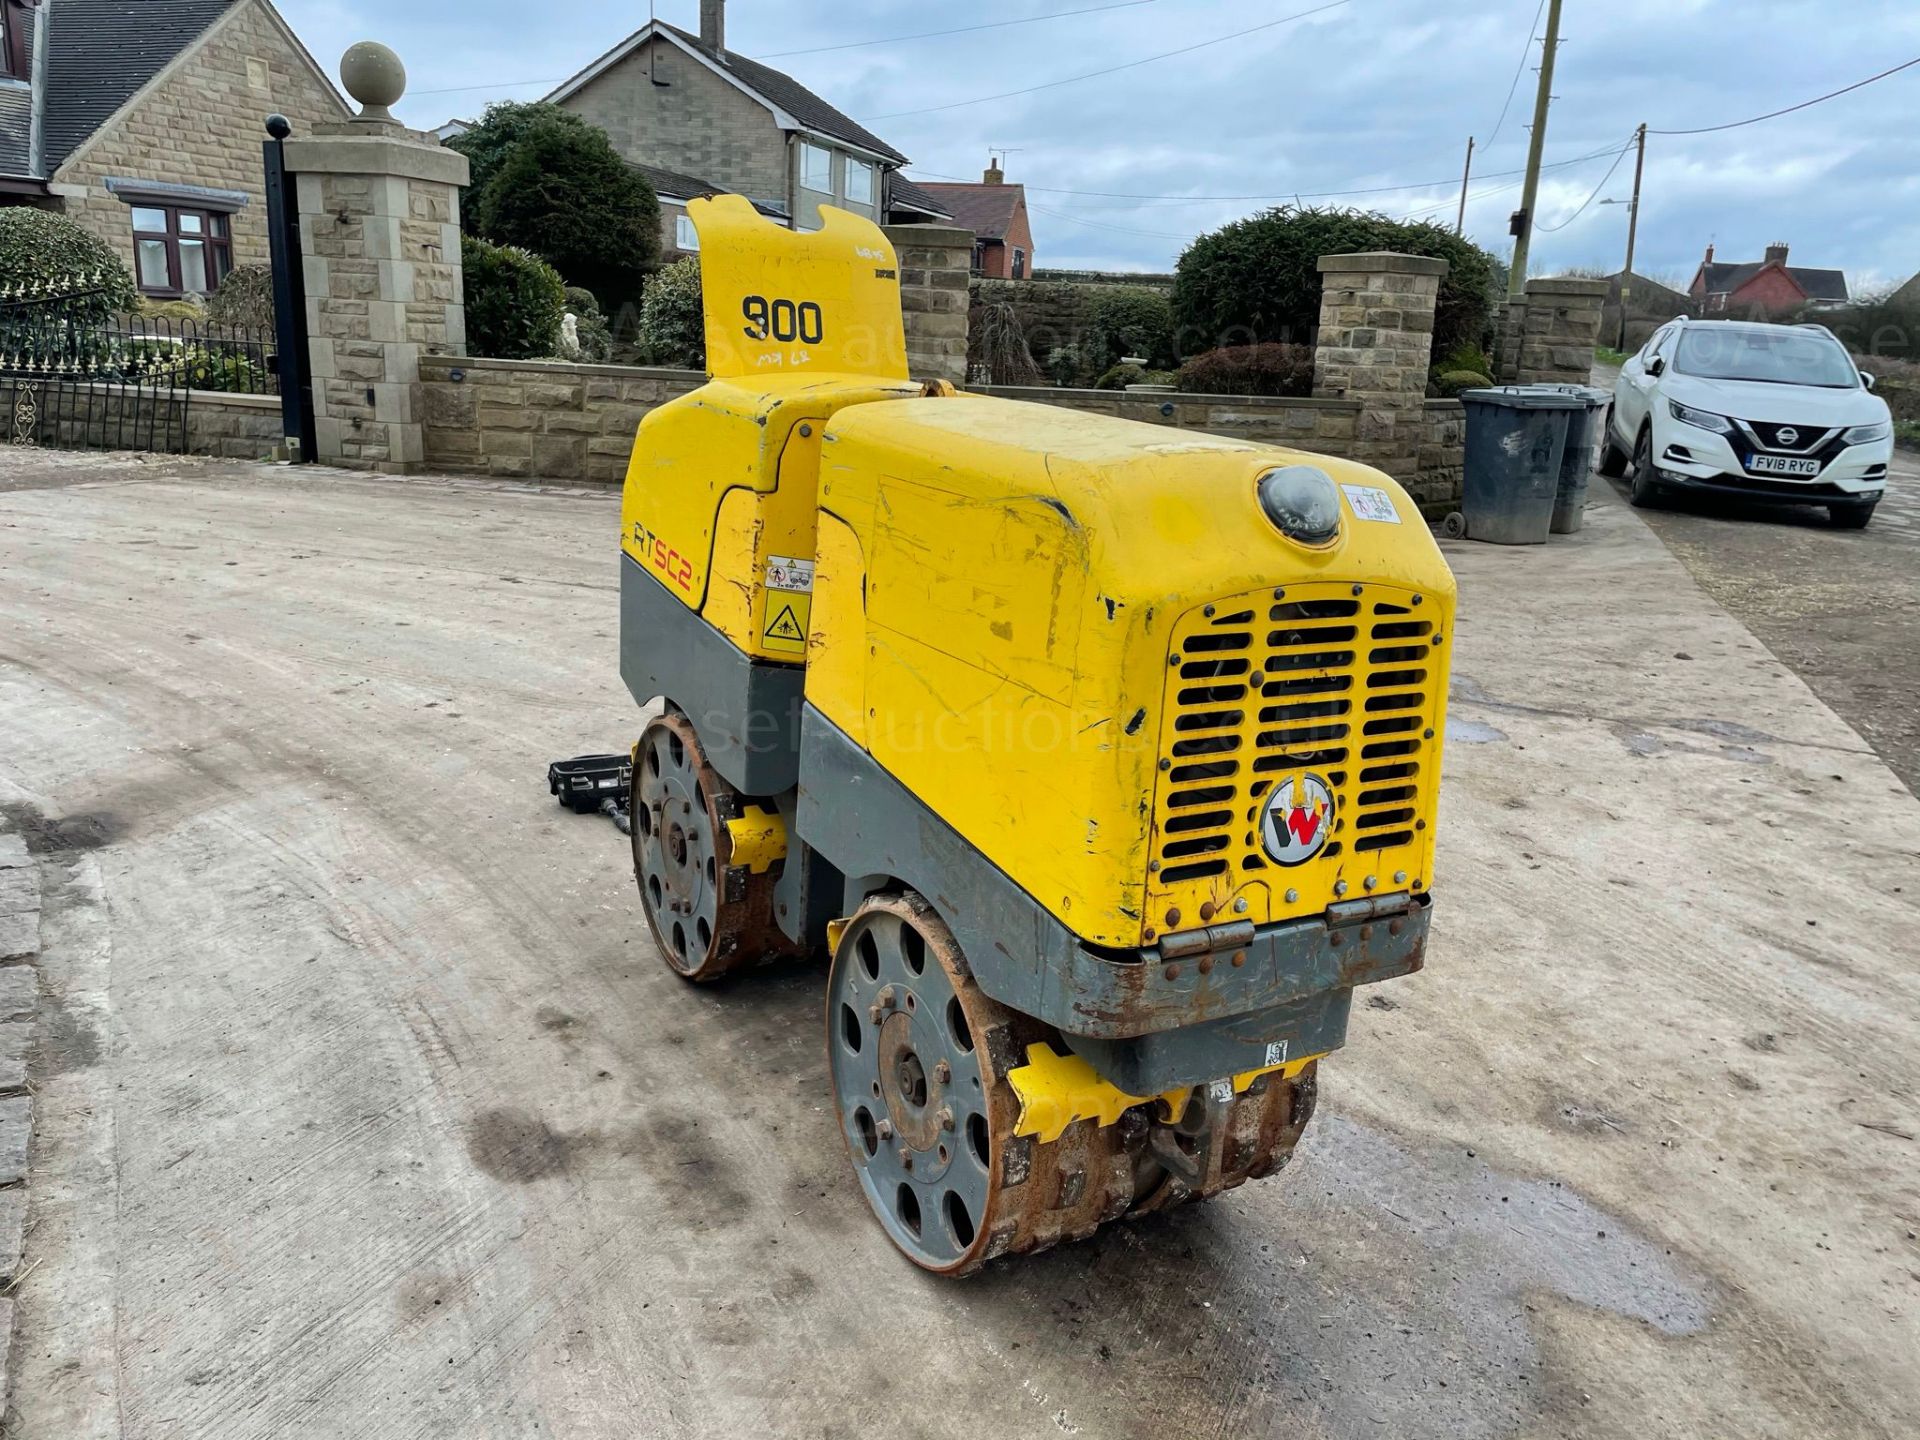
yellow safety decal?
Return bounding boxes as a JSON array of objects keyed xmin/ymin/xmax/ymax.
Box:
[
  {"xmin": 1006, "ymin": 1042, "xmax": 1327, "ymax": 1141},
  {"xmin": 723, "ymin": 803, "xmax": 787, "ymax": 875},
  {"xmin": 760, "ymin": 590, "xmax": 811, "ymax": 655}
]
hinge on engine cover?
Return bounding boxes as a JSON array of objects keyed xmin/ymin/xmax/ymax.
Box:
[
  {"xmin": 1326, "ymin": 892, "xmax": 1416, "ymax": 927},
  {"xmin": 1157, "ymin": 919, "xmax": 1255, "ymax": 960}
]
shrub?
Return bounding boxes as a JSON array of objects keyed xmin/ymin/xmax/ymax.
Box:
[
  {"xmin": 1175, "ymin": 343, "xmax": 1316, "ymax": 397},
  {"xmin": 1431, "ymin": 369, "xmax": 1493, "ymax": 399},
  {"xmin": 137, "ymin": 298, "xmax": 205, "ymax": 321},
  {"xmin": 476, "ymin": 117, "xmax": 659, "ymax": 311},
  {"xmin": 0, "ymin": 208, "xmax": 137, "ymax": 325},
  {"xmin": 1046, "ymin": 343, "xmax": 1091, "ymax": 387},
  {"xmin": 206, "ymin": 264, "xmax": 276, "ymax": 330},
  {"xmin": 968, "ymin": 299, "xmax": 1041, "ymax": 385},
  {"xmin": 635, "ymin": 257, "xmax": 705, "ymax": 370},
  {"xmin": 133, "ymin": 343, "xmax": 266, "ymax": 393},
  {"xmin": 1172, "ymin": 205, "xmax": 1499, "ymax": 363},
  {"xmin": 1094, "ymin": 361, "xmax": 1148, "ymax": 390},
  {"xmin": 461, "ymin": 233, "xmax": 566, "ymax": 359},
  {"xmin": 446, "ymin": 103, "xmax": 602, "ymax": 234},
  {"xmin": 1084, "ymin": 286, "xmax": 1177, "ymax": 373}
]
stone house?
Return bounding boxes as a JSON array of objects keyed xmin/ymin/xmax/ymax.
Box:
[
  {"xmin": 1688, "ymin": 241, "xmax": 1849, "ymax": 317},
  {"xmin": 920, "ymin": 158, "xmax": 1037, "ymax": 279},
  {"xmin": 541, "ymin": 0, "xmax": 949, "ymax": 260},
  {"xmin": 0, "ymin": 0, "xmax": 346, "ymax": 299}
]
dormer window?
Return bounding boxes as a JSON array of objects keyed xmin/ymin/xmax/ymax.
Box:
[{"xmin": 1, "ymin": 0, "xmax": 34, "ymax": 82}]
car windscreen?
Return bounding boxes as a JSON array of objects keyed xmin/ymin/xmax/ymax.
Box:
[{"xmin": 1672, "ymin": 328, "xmax": 1858, "ymax": 388}]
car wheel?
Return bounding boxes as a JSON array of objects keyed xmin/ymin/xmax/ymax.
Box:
[
  {"xmin": 1627, "ymin": 426, "xmax": 1664, "ymax": 508},
  {"xmin": 1828, "ymin": 501, "xmax": 1877, "ymax": 530},
  {"xmin": 1597, "ymin": 407, "xmax": 1630, "ymax": 477}
]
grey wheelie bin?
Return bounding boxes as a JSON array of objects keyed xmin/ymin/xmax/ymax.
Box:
[
  {"xmin": 1543, "ymin": 385, "xmax": 1612, "ymax": 534},
  {"xmin": 1458, "ymin": 386, "xmax": 1586, "ymax": 545}
]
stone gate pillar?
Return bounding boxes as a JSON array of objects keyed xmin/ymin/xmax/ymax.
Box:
[
  {"xmin": 1312, "ymin": 252, "xmax": 1448, "ymax": 484},
  {"xmin": 281, "ymin": 44, "xmax": 468, "ymax": 472},
  {"xmin": 1513, "ymin": 276, "xmax": 1609, "ymax": 385}
]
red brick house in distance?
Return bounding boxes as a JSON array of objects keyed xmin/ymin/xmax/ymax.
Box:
[
  {"xmin": 919, "ymin": 156, "xmax": 1035, "ymax": 279},
  {"xmin": 1688, "ymin": 242, "xmax": 1849, "ymax": 317}
]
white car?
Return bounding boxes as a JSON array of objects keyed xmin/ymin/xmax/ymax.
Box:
[{"xmin": 1601, "ymin": 318, "xmax": 1893, "ymax": 528}]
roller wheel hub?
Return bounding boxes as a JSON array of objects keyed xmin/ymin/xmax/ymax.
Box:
[{"xmin": 630, "ymin": 710, "xmax": 791, "ymax": 981}]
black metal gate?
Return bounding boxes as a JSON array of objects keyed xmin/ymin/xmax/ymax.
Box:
[{"xmin": 1, "ymin": 286, "xmax": 190, "ymax": 454}]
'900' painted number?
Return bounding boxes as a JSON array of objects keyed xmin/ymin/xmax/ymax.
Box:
[{"xmin": 742, "ymin": 296, "xmax": 824, "ymax": 345}]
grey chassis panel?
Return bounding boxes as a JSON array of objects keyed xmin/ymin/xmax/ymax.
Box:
[
  {"xmin": 621, "ymin": 553, "xmax": 803, "ymax": 797},
  {"xmin": 797, "ymin": 705, "xmax": 1427, "ymax": 1091}
]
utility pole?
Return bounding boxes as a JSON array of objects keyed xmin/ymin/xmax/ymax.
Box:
[
  {"xmin": 1456, "ymin": 136, "xmax": 1475, "ymax": 235},
  {"xmin": 1616, "ymin": 122, "xmax": 1648, "ymax": 351},
  {"xmin": 1506, "ymin": 0, "xmax": 1564, "ymax": 299}
]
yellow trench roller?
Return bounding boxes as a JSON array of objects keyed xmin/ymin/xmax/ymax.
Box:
[{"xmin": 617, "ymin": 195, "xmax": 1456, "ymax": 1274}]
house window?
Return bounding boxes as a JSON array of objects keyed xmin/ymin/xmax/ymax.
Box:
[
  {"xmin": 130, "ymin": 205, "xmax": 233, "ymax": 297},
  {"xmin": 845, "ymin": 159, "xmax": 873, "ymax": 206},
  {"xmin": 1, "ymin": 0, "xmax": 32, "ymax": 81},
  {"xmin": 1011, "ymin": 247, "xmax": 1027, "ymax": 280},
  {"xmin": 674, "ymin": 212, "xmax": 699, "ymax": 252},
  {"xmin": 800, "ymin": 142, "xmax": 833, "ymax": 195}
]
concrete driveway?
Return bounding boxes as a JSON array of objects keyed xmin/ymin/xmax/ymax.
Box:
[
  {"xmin": 1608, "ymin": 449, "xmax": 1920, "ymax": 795},
  {"xmin": 2, "ymin": 454, "xmax": 1916, "ymax": 1439}
]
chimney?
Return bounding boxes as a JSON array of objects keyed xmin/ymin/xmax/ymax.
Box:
[
  {"xmin": 1765, "ymin": 241, "xmax": 1790, "ymax": 267},
  {"xmin": 1703, "ymin": 242, "xmax": 1715, "ymax": 267},
  {"xmin": 983, "ymin": 154, "xmax": 1004, "ymax": 185},
  {"xmin": 700, "ymin": 0, "xmax": 725, "ymax": 53}
]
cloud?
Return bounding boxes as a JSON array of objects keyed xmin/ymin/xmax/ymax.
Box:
[{"xmin": 279, "ymin": 0, "xmax": 1920, "ymax": 286}]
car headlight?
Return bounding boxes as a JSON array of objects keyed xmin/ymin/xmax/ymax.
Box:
[
  {"xmin": 1843, "ymin": 421, "xmax": 1892, "ymax": 445},
  {"xmin": 1256, "ymin": 466, "xmax": 1342, "ymax": 545},
  {"xmin": 1669, "ymin": 400, "xmax": 1734, "ymax": 434}
]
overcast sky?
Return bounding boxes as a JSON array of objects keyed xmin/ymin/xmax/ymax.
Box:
[{"xmin": 277, "ymin": 0, "xmax": 1920, "ymax": 293}]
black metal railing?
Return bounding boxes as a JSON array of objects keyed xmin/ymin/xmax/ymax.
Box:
[
  {"xmin": 0, "ymin": 293, "xmax": 278, "ymax": 396},
  {"xmin": 2, "ymin": 284, "xmax": 193, "ymax": 454}
]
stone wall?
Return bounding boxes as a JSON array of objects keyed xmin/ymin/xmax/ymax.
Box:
[
  {"xmin": 420, "ymin": 355, "xmax": 701, "ymax": 482},
  {"xmin": 886, "ymin": 224, "xmax": 971, "ymax": 385},
  {"xmin": 50, "ymin": 0, "xmax": 348, "ymax": 280},
  {"xmin": 415, "ymin": 358, "xmax": 1466, "ymax": 511},
  {"xmin": 186, "ymin": 390, "xmax": 283, "ymax": 458},
  {"xmin": 971, "ymin": 279, "xmax": 1096, "ymax": 378},
  {"xmin": 1419, "ymin": 400, "xmax": 1466, "ymax": 512},
  {"xmin": 974, "ymin": 384, "xmax": 1361, "ymax": 458}
]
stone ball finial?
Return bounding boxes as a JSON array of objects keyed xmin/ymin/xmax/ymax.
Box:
[{"xmin": 340, "ymin": 41, "xmax": 406, "ymax": 122}]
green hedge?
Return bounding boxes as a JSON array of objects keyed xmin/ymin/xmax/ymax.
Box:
[
  {"xmin": 461, "ymin": 233, "xmax": 566, "ymax": 360},
  {"xmin": 0, "ymin": 208, "xmax": 137, "ymax": 326},
  {"xmin": 1173, "ymin": 205, "xmax": 1498, "ymax": 363},
  {"xmin": 635, "ymin": 258, "xmax": 705, "ymax": 370}
]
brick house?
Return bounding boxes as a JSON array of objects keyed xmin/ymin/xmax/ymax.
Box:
[
  {"xmin": 1688, "ymin": 242, "xmax": 1849, "ymax": 317},
  {"xmin": 0, "ymin": 0, "xmax": 346, "ymax": 299},
  {"xmin": 918, "ymin": 158, "xmax": 1036, "ymax": 279},
  {"xmin": 541, "ymin": 0, "xmax": 948, "ymax": 261}
]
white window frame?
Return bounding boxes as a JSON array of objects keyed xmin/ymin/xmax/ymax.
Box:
[
  {"xmin": 800, "ymin": 142, "xmax": 833, "ymax": 195},
  {"xmin": 674, "ymin": 212, "xmax": 700, "ymax": 252},
  {"xmin": 844, "ymin": 158, "xmax": 874, "ymax": 206}
]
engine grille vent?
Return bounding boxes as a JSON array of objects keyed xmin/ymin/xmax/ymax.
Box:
[{"xmin": 1146, "ymin": 582, "xmax": 1445, "ymax": 928}]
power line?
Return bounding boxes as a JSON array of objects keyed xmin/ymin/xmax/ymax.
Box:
[
  {"xmin": 1534, "ymin": 138, "xmax": 1634, "ymax": 231},
  {"xmin": 1483, "ymin": 0, "xmax": 1546, "ymax": 151},
  {"xmin": 408, "ymin": 0, "xmax": 1167, "ymax": 97},
  {"xmin": 909, "ymin": 140, "xmax": 1630, "ymax": 205},
  {"xmin": 1027, "ymin": 202, "xmax": 1192, "ymax": 242},
  {"xmin": 760, "ymin": 0, "xmax": 1163, "ymax": 58},
  {"xmin": 863, "ymin": 0, "xmax": 1356, "ymax": 121},
  {"xmin": 1649, "ymin": 54, "xmax": 1920, "ymax": 135}
]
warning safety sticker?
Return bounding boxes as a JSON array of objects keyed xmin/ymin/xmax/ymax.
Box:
[
  {"xmin": 1340, "ymin": 484, "xmax": 1401, "ymax": 524},
  {"xmin": 766, "ymin": 555, "xmax": 815, "ymax": 593},
  {"xmin": 761, "ymin": 591, "xmax": 811, "ymax": 656}
]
